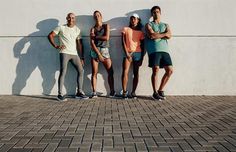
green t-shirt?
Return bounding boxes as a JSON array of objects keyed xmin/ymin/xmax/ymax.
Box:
[
  {"xmin": 145, "ymin": 21, "xmax": 169, "ymax": 55},
  {"xmin": 53, "ymin": 25, "xmax": 81, "ymax": 55}
]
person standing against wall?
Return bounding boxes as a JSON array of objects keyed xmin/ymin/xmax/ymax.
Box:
[
  {"xmin": 145, "ymin": 6, "xmax": 173, "ymax": 100},
  {"xmin": 48, "ymin": 13, "xmax": 89, "ymax": 101},
  {"xmin": 121, "ymin": 13, "xmax": 145, "ymax": 99},
  {"xmin": 90, "ymin": 10, "xmax": 115, "ymax": 98}
]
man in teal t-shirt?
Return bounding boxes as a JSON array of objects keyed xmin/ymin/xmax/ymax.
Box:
[{"xmin": 145, "ymin": 6, "xmax": 173, "ymax": 100}]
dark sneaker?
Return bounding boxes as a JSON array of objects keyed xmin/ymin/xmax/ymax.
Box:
[
  {"xmin": 109, "ymin": 90, "xmax": 116, "ymax": 98},
  {"xmin": 57, "ymin": 95, "xmax": 67, "ymax": 101},
  {"xmin": 75, "ymin": 92, "xmax": 89, "ymax": 100},
  {"xmin": 158, "ymin": 91, "xmax": 166, "ymax": 100},
  {"xmin": 91, "ymin": 92, "xmax": 98, "ymax": 98},
  {"xmin": 130, "ymin": 92, "xmax": 137, "ymax": 99},
  {"xmin": 122, "ymin": 91, "xmax": 128, "ymax": 99},
  {"xmin": 152, "ymin": 92, "xmax": 163, "ymax": 101}
]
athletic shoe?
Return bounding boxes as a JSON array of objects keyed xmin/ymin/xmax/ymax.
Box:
[
  {"xmin": 152, "ymin": 92, "xmax": 163, "ymax": 101},
  {"xmin": 130, "ymin": 92, "xmax": 137, "ymax": 99},
  {"xmin": 109, "ymin": 90, "xmax": 116, "ymax": 98},
  {"xmin": 75, "ymin": 92, "xmax": 89, "ymax": 99},
  {"xmin": 122, "ymin": 91, "xmax": 128, "ymax": 99},
  {"xmin": 158, "ymin": 90, "xmax": 166, "ymax": 100},
  {"xmin": 57, "ymin": 95, "xmax": 67, "ymax": 101},
  {"xmin": 91, "ymin": 92, "xmax": 98, "ymax": 98}
]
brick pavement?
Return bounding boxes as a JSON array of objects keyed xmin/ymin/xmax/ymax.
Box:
[{"xmin": 0, "ymin": 95, "xmax": 235, "ymax": 152}]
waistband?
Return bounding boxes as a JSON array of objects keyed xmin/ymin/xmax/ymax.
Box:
[{"xmin": 97, "ymin": 47, "xmax": 109, "ymax": 51}]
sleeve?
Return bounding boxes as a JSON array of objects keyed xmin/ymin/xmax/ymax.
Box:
[
  {"xmin": 53, "ymin": 26, "xmax": 61, "ymax": 35},
  {"xmin": 76, "ymin": 27, "xmax": 82, "ymax": 40},
  {"xmin": 121, "ymin": 27, "xmax": 126, "ymax": 34}
]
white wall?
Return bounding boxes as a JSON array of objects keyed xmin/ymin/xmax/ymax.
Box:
[{"xmin": 1, "ymin": 0, "xmax": 236, "ymax": 95}]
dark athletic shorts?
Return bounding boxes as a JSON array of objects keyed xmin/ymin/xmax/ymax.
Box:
[{"xmin": 148, "ymin": 52, "xmax": 173, "ymax": 68}]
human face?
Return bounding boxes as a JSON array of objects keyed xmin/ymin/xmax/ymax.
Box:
[
  {"xmin": 66, "ymin": 13, "xmax": 76, "ymax": 26},
  {"xmin": 130, "ymin": 16, "xmax": 139, "ymax": 27},
  {"xmin": 152, "ymin": 8, "xmax": 161, "ymax": 20},
  {"xmin": 93, "ymin": 11, "xmax": 102, "ymax": 23}
]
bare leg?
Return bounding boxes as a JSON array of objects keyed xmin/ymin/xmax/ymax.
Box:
[
  {"xmin": 102, "ymin": 58, "xmax": 114, "ymax": 92},
  {"xmin": 132, "ymin": 61, "xmax": 140, "ymax": 93},
  {"xmin": 158, "ymin": 66, "xmax": 173, "ymax": 91},
  {"xmin": 122, "ymin": 58, "xmax": 131, "ymax": 92},
  {"xmin": 91, "ymin": 58, "xmax": 99, "ymax": 92},
  {"xmin": 151, "ymin": 66, "xmax": 159, "ymax": 93}
]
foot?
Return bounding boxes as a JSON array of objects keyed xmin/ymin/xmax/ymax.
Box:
[
  {"xmin": 57, "ymin": 95, "xmax": 67, "ymax": 101},
  {"xmin": 158, "ymin": 90, "xmax": 166, "ymax": 100},
  {"xmin": 109, "ymin": 90, "xmax": 116, "ymax": 98},
  {"xmin": 130, "ymin": 92, "xmax": 137, "ymax": 99},
  {"xmin": 152, "ymin": 92, "xmax": 163, "ymax": 101},
  {"xmin": 75, "ymin": 91, "xmax": 89, "ymax": 99},
  {"xmin": 91, "ymin": 92, "xmax": 98, "ymax": 98},
  {"xmin": 122, "ymin": 90, "xmax": 128, "ymax": 99}
]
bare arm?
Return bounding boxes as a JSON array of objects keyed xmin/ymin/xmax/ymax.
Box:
[
  {"xmin": 48, "ymin": 31, "xmax": 65, "ymax": 49},
  {"xmin": 164, "ymin": 24, "xmax": 172, "ymax": 39},
  {"xmin": 90, "ymin": 28, "xmax": 104, "ymax": 61},
  {"xmin": 95, "ymin": 24, "xmax": 110, "ymax": 41},
  {"xmin": 122, "ymin": 33, "xmax": 132, "ymax": 61},
  {"xmin": 122, "ymin": 33, "xmax": 129, "ymax": 56}
]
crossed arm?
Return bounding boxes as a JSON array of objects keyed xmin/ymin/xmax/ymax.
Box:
[{"xmin": 145, "ymin": 23, "xmax": 172, "ymax": 40}]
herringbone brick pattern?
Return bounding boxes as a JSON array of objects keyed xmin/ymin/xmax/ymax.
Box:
[{"xmin": 0, "ymin": 95, "xmax": 235, "ymax": 152}]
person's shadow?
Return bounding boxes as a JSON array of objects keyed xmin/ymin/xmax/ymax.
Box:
[{"xmin": 12, "ymin": 19, "xmax": 59, "ymax": 95}]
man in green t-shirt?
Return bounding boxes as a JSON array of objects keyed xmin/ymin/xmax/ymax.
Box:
[
  {"xmin": 48, "ymin": 13, "xmax": 89, "ymax": 101},
  {"xmin": 145, "ymin": 6, "xmax": 173, "ymax": 100}
]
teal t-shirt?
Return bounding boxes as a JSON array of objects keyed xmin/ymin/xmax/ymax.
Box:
[{"xmin": 145, "ymin": 21, "xmax": 169, "ymax": 55}]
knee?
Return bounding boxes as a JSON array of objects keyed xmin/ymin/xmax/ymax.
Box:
[
  {"xmin": 122, "ymin": 69, "xmax": 129, "ymax": 76},
  {"xmin": 92, "ymin": 72, "xmax": 97, "ymax": 78},
  {"xmin": 133, "ymin": 70, "xmax": 139, "ymax": 77},
  {"xmin": 59, "ymin": 69, "xmax": 67, "ymax": 77},
  {"xmin": 152, "ymin": 67, "xmax": 159, "ymax": 76},
  {"xmin": 166, "ymin": 69, "xmax": 173, "ymax": 76},
  {"xmin": 79, "ymin": 68, "xmax": 84, "ymax": 75}
]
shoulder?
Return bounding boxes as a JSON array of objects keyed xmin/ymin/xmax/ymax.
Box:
[
  {"xmin": 53, "ymin": 25, "xmax": 64, "ymax": 33},
  {"xmin": 90, "ymin": 26, "xmax": 95, "ymax": 32},
  {"xmin": 145, "ymin": 22, "xmax": 153, "ymax": 27},
  {"xmin": 74, "ymin": 25, "xmax": 80, "ymax": 29},
  {"xmin": 74, "ymin": 25, "xmax": 81, "ymax": 31},
  {"xmin": 160, "ymin": 22, "xmax": 168, "ymax": 27},
  {"xmin": 123, "ymin": 27, "xmax": 130, "ymax": 31},
  {"xmin": 103, "ymin": 24, "xmax": 110, "ymax": 28},
  {"xmin": 56, "ymin": 25, "xmax": 64, "ymax": 29}
]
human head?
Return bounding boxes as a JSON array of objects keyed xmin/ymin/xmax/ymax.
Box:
[
  {"xmin": 129, "ymin": 13, "xmax": 142, "ymax": 30},
  {"xmin": 151, "ymin": 6, "xmax": 161, "ymax": 20},
  {"xmin": 66, "ymin": 13, "xmax": 76, "ymax": 26},
  {"xmin": 93, "ymin": 10, "xmax": 102, "ymax": 23}
]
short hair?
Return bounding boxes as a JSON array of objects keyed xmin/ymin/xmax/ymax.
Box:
[
  {"xmin": 67, "ymin": 13, "xmax": 75, "ymax": 18},
  {"xmin": 151, "ymin": 6, "xmax": 161, "ymax": 14}
]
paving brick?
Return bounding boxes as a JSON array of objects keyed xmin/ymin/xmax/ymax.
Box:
[{"xmin": 0, "ymin": 96, "xmax": 236, "ymax": 151}]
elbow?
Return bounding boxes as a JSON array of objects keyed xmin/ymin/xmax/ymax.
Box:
[
  {"xmin": 105, "ymin": 37, "xmax": 109, "ymax": 41},
  {"xmin": 47, "ymin": 33, "xmax": 52, "ymax": 40}
]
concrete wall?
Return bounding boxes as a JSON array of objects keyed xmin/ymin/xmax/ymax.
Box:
[{"xmin": 1, "ymin": 0, "xmax": 236, "ymax": 95}]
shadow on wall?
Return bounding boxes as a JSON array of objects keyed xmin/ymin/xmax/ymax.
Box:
[
  {"xmin": 12, "ymin": 19, "xmax": 59, "ymax": 95},
  {"xmin": 12, "ymin": 9, "xmax": 151, "ymax": 95},
  {"xmin": 76, "ymin": 9, "xmax": 150, "ymax": 94}
]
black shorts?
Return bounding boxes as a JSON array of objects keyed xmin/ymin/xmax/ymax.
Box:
[{"xmin": 148, "ymin": 52, "xmax": 173, "ymax": 68}]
